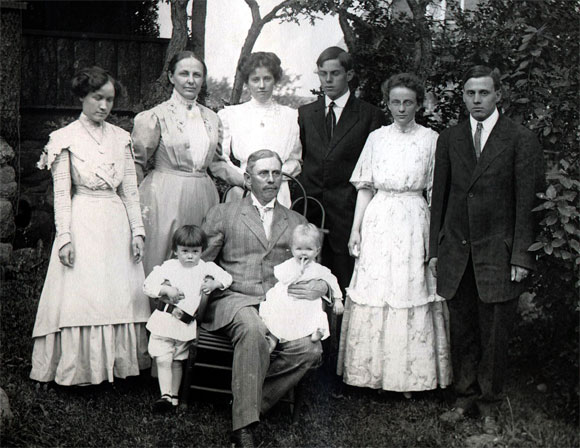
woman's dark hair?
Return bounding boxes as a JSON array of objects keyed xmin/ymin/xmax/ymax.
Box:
[
  {"xmin": 462, "ymin": 65, "xmax": 502, "ymax": 91},
  {"xmin": 381, "ymin": 73, "xmax": 425, "ymax": 106},
  {"xmin": 172, "ymin": 224, "xmax": 207, "ymax": 252},
  {"xmin": 238, "ymin": 52, "xmax": 283, "ymax": 84},
  {"xmin": 167, "ymin": 50, "xmax": 207, "ymax": 79},
  {"xmin": 71, "ymin": 66, "xmax": 124, "ymax": 99}
]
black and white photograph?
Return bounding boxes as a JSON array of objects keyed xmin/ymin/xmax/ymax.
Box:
[{"xmin": 0, "ymin": 0, "xmax": 578, "ymax": 446}]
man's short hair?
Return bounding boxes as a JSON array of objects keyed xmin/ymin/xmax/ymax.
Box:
[
  {"xmin": 462, "ymin": 65, "xmax": 502, "ymax": 91},
  {"xmin": 245, "ymin": 149, "xmax": 283, "ymax": 174},
  {"xmin": 316, "ymin": 46, "xmax": 353, "ymax": 72}
]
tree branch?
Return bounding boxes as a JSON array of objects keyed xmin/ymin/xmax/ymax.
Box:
[
  {"xmin": 260, "ymin": 0, "xmax": 297, "ymax": 25},
  {"xmin": 244, "ymin": 0, "xmax": 262, "ymax": 24}
]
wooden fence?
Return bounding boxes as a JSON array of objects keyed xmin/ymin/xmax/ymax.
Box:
[{"xmin": 21, "ymin": 30, "xmax": 169, "ymax": 112}]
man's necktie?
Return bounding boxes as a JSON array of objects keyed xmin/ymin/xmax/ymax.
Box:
[
  {"xmin": 326, "ymin": 101, "xmax": 336, "ymax": 139},
  {"xmin": 474, "ymin": 122, "xmax": 483, "ymax": 160},
  {"xmin": 256, "ymin": 204, "xmax": 274, "ymax": 239}
]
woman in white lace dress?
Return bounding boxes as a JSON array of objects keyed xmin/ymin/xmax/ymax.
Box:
[
  {"xmin": 337, "ymin": 73, "xmax": 452, "ymax": 395},
  {"xmin": 31, "ymin": 67, "xmax": 151, "ymax": 385},
  {"xmin": 132, "ymin": 51, "xmax": 241, "ymax": 275},
  {"xmin": 218, "ymin": 52, "xmax": 302, "ymax": 207}
]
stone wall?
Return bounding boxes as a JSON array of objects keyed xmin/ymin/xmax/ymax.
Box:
[{"xmin": 0, "ymin": 2, "xmax": 25, "ymax": 264}]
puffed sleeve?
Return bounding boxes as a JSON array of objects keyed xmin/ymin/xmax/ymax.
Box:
[
  {"xmin": 50, "ymin": 150, "xmax": 73, "ymax": 250},
  {"xmin": 425, "ymin": 129, "xmax": 438, "ymax": 207},
  {"xmin": 131, "ymin": 110, "xmax": 160, "ymax": 184},
  {"xmin": 350, "ymin": 130, "xmax": 377, "ymax": 191},
  {"xmin": 281, "ymin": 108, "xmax": 302, "ymax": 178},
  {"xmin": 208, "ymin": 116, "xmax": 245, "ymax": 187},
  {"xmin": 204, "ymin": 261, "xmax": 233, "ymax": 290},
  {"xmin": 143, "ymin": 261, "xmax": 170, "ymax": 298},
  {"xmin": 37, "ymin": 128, "xmax": 70, "ymax": 171},
  {"xmin": 117, "ymin": 133, "xmax": 146, "ymax": 238},
  {"xmin": 217, "ymin": 108, "xmax": 233, "ymax": 160}
]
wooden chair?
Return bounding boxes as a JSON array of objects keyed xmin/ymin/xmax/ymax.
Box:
[{"xmin": 179, "ymin": 175, "xmax": 329, "ymax": 421}]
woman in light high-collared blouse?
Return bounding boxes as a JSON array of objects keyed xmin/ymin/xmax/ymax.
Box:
[
  {"xmin": 218, "ymin": 52, "xmax": 302, "ymax": 208},
  {"xmin": 132, "ymin": 51, "xmax": 242, "ymax": 275},
  {"xmin": 31, "ymin": 66, "xmax": 150, "ymax": 386}
]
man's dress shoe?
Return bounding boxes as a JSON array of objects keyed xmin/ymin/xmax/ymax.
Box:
[{"xmin": 230, "ymin": 427, "xmax": 255, "ymax": 448}]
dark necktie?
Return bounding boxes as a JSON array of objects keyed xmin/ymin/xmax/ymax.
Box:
[
  {"xmin": 474, "ymin": 122, "xmax": 483, "ymax": 160},
  {"xmin": 326, "ymin": 101, "xmax": 336, "ymax": 139}
]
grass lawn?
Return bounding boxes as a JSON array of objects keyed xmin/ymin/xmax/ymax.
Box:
[{"xmin": 1, "ymin": 260, "xmax": 578, "ymax": 447}]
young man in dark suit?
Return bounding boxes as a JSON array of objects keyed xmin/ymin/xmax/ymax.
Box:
[
  {"xmin": 429, "ymin": 65, "xmax": 544, "ymax": 434},
  {"xmin": 298, "ymin": 47, "xmax": 386, "ymax": 294}
]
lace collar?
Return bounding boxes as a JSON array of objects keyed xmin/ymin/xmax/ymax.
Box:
[
  {"xmin": 79, "ymin": 112, "xmax": 104, "ymax": 130},
  {"xmin": 170, "ymin": 89, "xmax": 197, "ymax": 109},
  {"xmin": 249, "ymin": 98, "xmax": 275, "ymax": 110},
  {"xmin": 393, "ymin": 119, "xmax": 419, "ymax": 134},
  {"xmin": 78, "ymin": 113, "xmax": 107, "ymax": 148}
]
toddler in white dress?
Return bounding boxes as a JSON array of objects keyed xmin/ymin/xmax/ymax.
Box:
[
  {"xmin": 144, "ymin": 225, "xmax": 232, "ymax": 412},
  {"xmin": 260, "ymin": 223, "xmax": 343, "ymax": 352}
]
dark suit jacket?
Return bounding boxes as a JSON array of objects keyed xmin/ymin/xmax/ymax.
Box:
[
  {"xmin": 201, "ymin": 196, "xmax": 308, "ymax": 331},
  {"xmin": 298, "ymin": 95, "xmax": 386, "ymax": 254},
  {"xmin": 429, "ymin": 115, "xmax": 544, "ymax": 303}
]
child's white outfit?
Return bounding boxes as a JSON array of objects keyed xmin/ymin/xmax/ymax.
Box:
[
  {"xmin": 259, "ymin": 258, "xmax": 342, "ymax": 342},
  {"xmin": 144, "ymin": 259, "xmax": 232, "ymax": 352},
  {"xmin": 144, "ymin": 258, "xmax": 232, "ymax": 406}
]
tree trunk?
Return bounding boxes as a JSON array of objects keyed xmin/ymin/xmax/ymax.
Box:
[
  {"xmin": 406, "ymin": 0, "xmax": 432, "ymax": 77},
  {"xmin": 162, "ymin": 0, "xmax": 190, "ymax": 77},
  {"xmin": 338, "ymin": 9, "xmax": 357, "ymax": 52},
  {"xmin": 230, "ymin": 22, "xmax": 264, "ymax": 105},
  {"xmin": 191, "ymin": 0, "xmax": 207, "ymax": 59},
  {"xmin": 143, "ymin": 0, "xmax": 189, "ymax": 109}
]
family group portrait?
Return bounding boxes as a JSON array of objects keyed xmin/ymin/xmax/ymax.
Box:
[{"xmin": 0, "ymin": 0, "xmax": 578, "ymax": 447}]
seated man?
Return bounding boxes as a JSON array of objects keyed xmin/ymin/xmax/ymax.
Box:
[{"xmin": 202, "ymin": 150, "xmax": 327, "ymax": 447}]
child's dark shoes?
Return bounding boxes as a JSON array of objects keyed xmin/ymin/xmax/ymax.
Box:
[{"xmin": 152, "ymin": 394, "xmax": 173, "ymax": 413}]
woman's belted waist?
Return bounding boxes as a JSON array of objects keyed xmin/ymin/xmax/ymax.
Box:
[
  {"xmin": 74, "ymin": 186, "xmax": 116, "ymax": 197},
  {"xmin": 377, "ymin": 190, "xmax": 423, "ymax": 197},
  {"xmin": 155, "ymin": 165, "xmax": 207, "ymax": 178}
]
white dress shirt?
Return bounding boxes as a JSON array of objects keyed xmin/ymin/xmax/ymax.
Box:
[
  {"xmin": 469, "ymin": 108, "xmax": 499, "ymax": 153},
  {"xmin": 251, "ymin": 193, "xmax": 276, "ymax": 239},
  {"xmin": 325, "ymin": 90, "xmax": 351, "ymax": 124}
]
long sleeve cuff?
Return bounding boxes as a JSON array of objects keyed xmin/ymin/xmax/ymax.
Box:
[
  {"xmin": 56, "ymin": 232, "xmax": 71, "ymax": 250},
  {"xmin": 132, "ymin": 226, "xmax": 146, "ymax": 239}
]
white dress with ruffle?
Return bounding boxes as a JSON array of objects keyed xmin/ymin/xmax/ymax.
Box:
[
  {"xmin": 30, "ymin": 114, "xmax": 151, "ymax": 386},
  {"xmin": 337, "ymin": 122, "xmax": 452, "ymax": 392},
  {"xmin": 218, "ymin": 99, "xmax": 302, "ymax": 207},
  {"xmin": 259, "ymin": 258, "xmax": 342, "ymax": 342}
]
